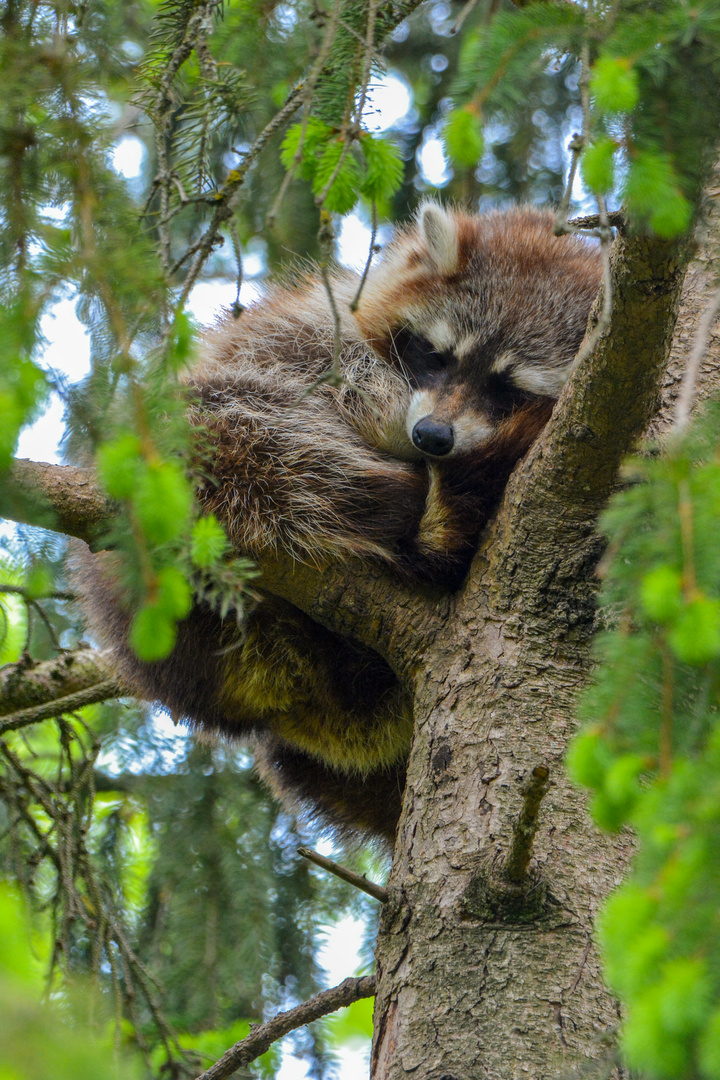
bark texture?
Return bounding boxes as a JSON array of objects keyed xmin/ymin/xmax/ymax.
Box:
[
  {"xmin": 650, "ymin": 166, "xmax": 720, "ymax": 437},
  {"xmin": 0, "ymin": 648, "xmax": 116, "ymax": 716},
  {"xmin": 3, "ymin": 459, "xmax": 111, "ymax": 545}
]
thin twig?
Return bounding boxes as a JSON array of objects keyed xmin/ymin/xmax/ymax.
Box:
[
  {"xmin": 0, "ymin": 585, "xmax": 75, "ymax": 601},
  {"xmin": 173, "ymin": 81, "xmax": 304, "ymax": 296},
  {"xmin": 553, "ymin": 42, "xmax": 615, "ymax": 368},
  {"xmin": 567, "ymin": 210, "xmax": 625, "ymax": 231},
  {"xmin": 355, "ymin": 0, "xmax": 379, "ymax": 127},
  {"xmin": 350, "ymin": 202, "xmax": 379, "ymax": 312},
  {"xmin": 298, "ymin": 846, "xmax": 389, "ymax": 902},
  {"xmin": 452, "ymin": 0, "xmax": 486, "ymax": 34},
  {"xmin": 267, "ymin": 0, "xmax": 343, "ymax": 226},
  {"xmin": 504, "ymin": 764, "xmax": 551, "ymax": 883},
  {"xmin": 553, "ymin": 132, "xmax": 584, "ymax": 234},
  {"xmin": 571, "ymin": 196, "xmax": 614, "ymax": 369},
  {"xmin": 318, "ymin": 212, "xmax": 343, "ymax": 375},
  {"xmin": 195, "ymin": 975, "xmax": 376, "ymax": 1080}
]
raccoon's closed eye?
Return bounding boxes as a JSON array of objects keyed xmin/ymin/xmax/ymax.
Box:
[
  {"xmin": 484, "ymin": 372, "xmax": 534, "ymax": 418},
  {"xmin": 392, "ymin": 328, "xmax": 451, "ymax": 385}
]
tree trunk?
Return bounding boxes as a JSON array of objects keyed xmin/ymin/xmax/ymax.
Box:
[{"xmin": 371, "ymin": 224, "xmax": 699, "ymax": 1078}]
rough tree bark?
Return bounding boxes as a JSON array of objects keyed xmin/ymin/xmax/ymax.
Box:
[{"xmin": 2, "ymin": 203, "xmax": 720, "ymax": 1079}]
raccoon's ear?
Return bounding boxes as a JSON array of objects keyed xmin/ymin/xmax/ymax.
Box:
[{"xmin": 418, "ymin": 202, "xmax": 459, "ymax": 274}]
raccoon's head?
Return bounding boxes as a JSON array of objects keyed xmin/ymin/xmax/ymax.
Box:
[{"xmin": 353, "ymin": 202, "xmax": 601, "ymax": 460}]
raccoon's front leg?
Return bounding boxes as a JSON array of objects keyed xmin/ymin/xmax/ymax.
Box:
[{"xmin": 191, "ymin": 378, "xmax": 431, "ymax": 567}]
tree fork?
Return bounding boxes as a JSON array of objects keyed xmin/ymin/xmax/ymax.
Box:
[{"xmin": 371, "ymin": 223, "xmax": 696, "ymax": 1079}]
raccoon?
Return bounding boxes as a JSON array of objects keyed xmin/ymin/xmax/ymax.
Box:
[{"xmin": 79, "ymin": 203, "xmax": 601, "ymax": 844}]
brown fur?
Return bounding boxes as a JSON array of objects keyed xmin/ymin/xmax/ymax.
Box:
[{"xmin": 77, "ymin": 204, "xmax": 601, "ymax": 846}]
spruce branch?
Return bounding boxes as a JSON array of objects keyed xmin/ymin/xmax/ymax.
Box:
[
  {"xmin": 194, "ymin": 975, "xmax": 376, "ymax": 1080},
  {"xmin": 169, "ymin": 80, "xmax": 305, "ymax": 286},
  {"xmin": 298, "ymin": 845, "xmax": 389, "ymax": 902},
  {"xmin": 0, "ymin": 680, "xmax": 121, "ymax": 735},
  {"xmin": 0, "ymin": 648, "xmax": 120, "ymax": 728}
]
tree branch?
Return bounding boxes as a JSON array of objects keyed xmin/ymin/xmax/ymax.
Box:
[
  {"xmin": 503, "ymin": 764, "xmax": 551, "ymax": 884},
  {"xmin": 194, "ymin": 975, "xmax": 376, "ymax": 1080},
  {"xmin": 0, "ymin": 680, "xmax": 121, "ymax": 734},
  {"xmin": 1, "ymin": 458, "xmax": 437, "ymax": 678},
  {"xmin": 482, "ymin": 227, "xmax": 692, "ymax": 612},
  {"xmin": 1, "ymin": 459, "xmax": 112, "ymax": 544},
  {"xmin": 0, "ymin": 648, "xmax": 118, "ymax": 716},
  {"xmin": 298, "ymin": 845, "xmax": 389, "ymax": 903}
]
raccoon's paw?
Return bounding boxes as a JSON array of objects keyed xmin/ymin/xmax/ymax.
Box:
[{"xmin": 394, "ymin": 467, "xmax": 474, "ymax": 590}]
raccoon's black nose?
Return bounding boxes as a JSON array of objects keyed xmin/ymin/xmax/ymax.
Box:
[{"xmin": 412, "ymin": 417, "xmax": 454, "ymax": 457}]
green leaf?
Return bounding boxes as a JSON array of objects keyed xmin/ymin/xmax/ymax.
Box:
[
  {"xmin": 657, "ymin": 959, "xmax": 712, "ymax": 1037},
  {"xmin": 312, "ymin": 140, "xmax": 361, "ymax": 214},
  {"xmin": 156, "ymin": 566, "xmax": 193, "ymax": 620},
  {"xmin": 668, "ymin": 597, "xmax": 720, "ymax": 666},
  {"xmin": 167, "ymin": 310, "xmax": 196, "ymax": 370},
  {"xmin": 359, "ymin": 135, "xmax": 404, "ymax": 201},
  {"xmin": 590, "ymin": 56, "xmax": 640, "ymax": 114},
  {"xmin": 191, "ymin": 515, "xmax": 229, "ymax": 568},
  {"xmin": 699, "ymin": 1008, "xmax": 720, "ymax": 1080},
  {"xmin": 623, "ymin": 991, "xmax": 691, "ymax": 1078},
  {"xmin": 443, "ymin": 108, "xmax": 484, "ymax": 169},
  {"xmin": 24, "ymin": 564, "xmax": 54, "ymax": 600},
  {"xmin": 132, "ymin": 460, "xmax": 194, "ymax": 545},
  {"xmin": 566, "ymin": 728, "xmax": 613, "ymax": 789},
  {"xmin": 624, "ymin": 151, "xmax": 692, "ymax": 238},
  {"xmin": 129, "ymin": 603, "xmax": 177, "ymax": 661},
  {"xmin": 640, "ymin": 565, "xmax": 683, "ymax": 624},
  {"xmin": 650, "ymin": 190, "xmax": 693, "ymax": 240},
  {"xmin": 96, "ymin": 434, "xmax": 143, "ymax": 500},
  {"xmin": 280, "ymin": 118, "xmax": 333, "ymax": 181},
  {"xmin": 581, "ymin": 139, "xmax": 616, "ymax": 195}
]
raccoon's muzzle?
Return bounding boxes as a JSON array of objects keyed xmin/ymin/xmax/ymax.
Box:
[{"xmin": 411, "ymin": 417, "xmax": 454, "ymax": 457}]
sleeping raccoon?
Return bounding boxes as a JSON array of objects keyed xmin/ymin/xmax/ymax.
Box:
[{"xmin": 79, "ymin": 203, "xmax": 601, "ymax": 844}]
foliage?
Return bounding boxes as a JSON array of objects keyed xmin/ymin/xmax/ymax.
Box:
[
  {"xmin": 446, "ymin": 0, "xmax": 720, "ymax": 237},
  {"xmin": 568, "ymin": 400, "xmax": 720, "ymax": 1078},
  {"xmin": 0, "ymin": 885, "xmax": 143, "ymax": 1079}
]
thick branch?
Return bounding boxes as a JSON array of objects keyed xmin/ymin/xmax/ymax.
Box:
[
  {"xmin": 0, "ymin": 648, "xmax": 118, "ymax": 716},
  {"xmin": 195, "ymin": 975, "xmax": 376, "ymax": 1080},
  {"xmin": 482, "ymin": 227, "xmax": 691, "ymax": 610},
  {"xmin": 1, "ymin": 459, "xmax": 435, "ymax": 676},
  {"xmin": 0, "ymin": 679, "xmax": 121, "ymax": 733},
  {"xmin": 2, "ymin": 459, "xmax": 112, "ymax": 544}
]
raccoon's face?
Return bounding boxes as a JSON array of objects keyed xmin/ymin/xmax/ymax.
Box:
[
  {"xmin": 354, "ymin": 201, "xmax": 601, "ymax": 462},
  {"xmin": 394, "ymin": 325, "xmax": 561, "ymax": 459}
]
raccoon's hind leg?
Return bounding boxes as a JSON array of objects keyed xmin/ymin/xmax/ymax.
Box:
[
  {"xmin": 254, "ymin": 735, "xmax": 407, "ymax": 844},
  {"xmin": 216, "ymin": 596, "xmax": 414, "ymax": 777},
  {"xmin": 77, "ymin": 545, "xmax": 412, "ymax": 818}
]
